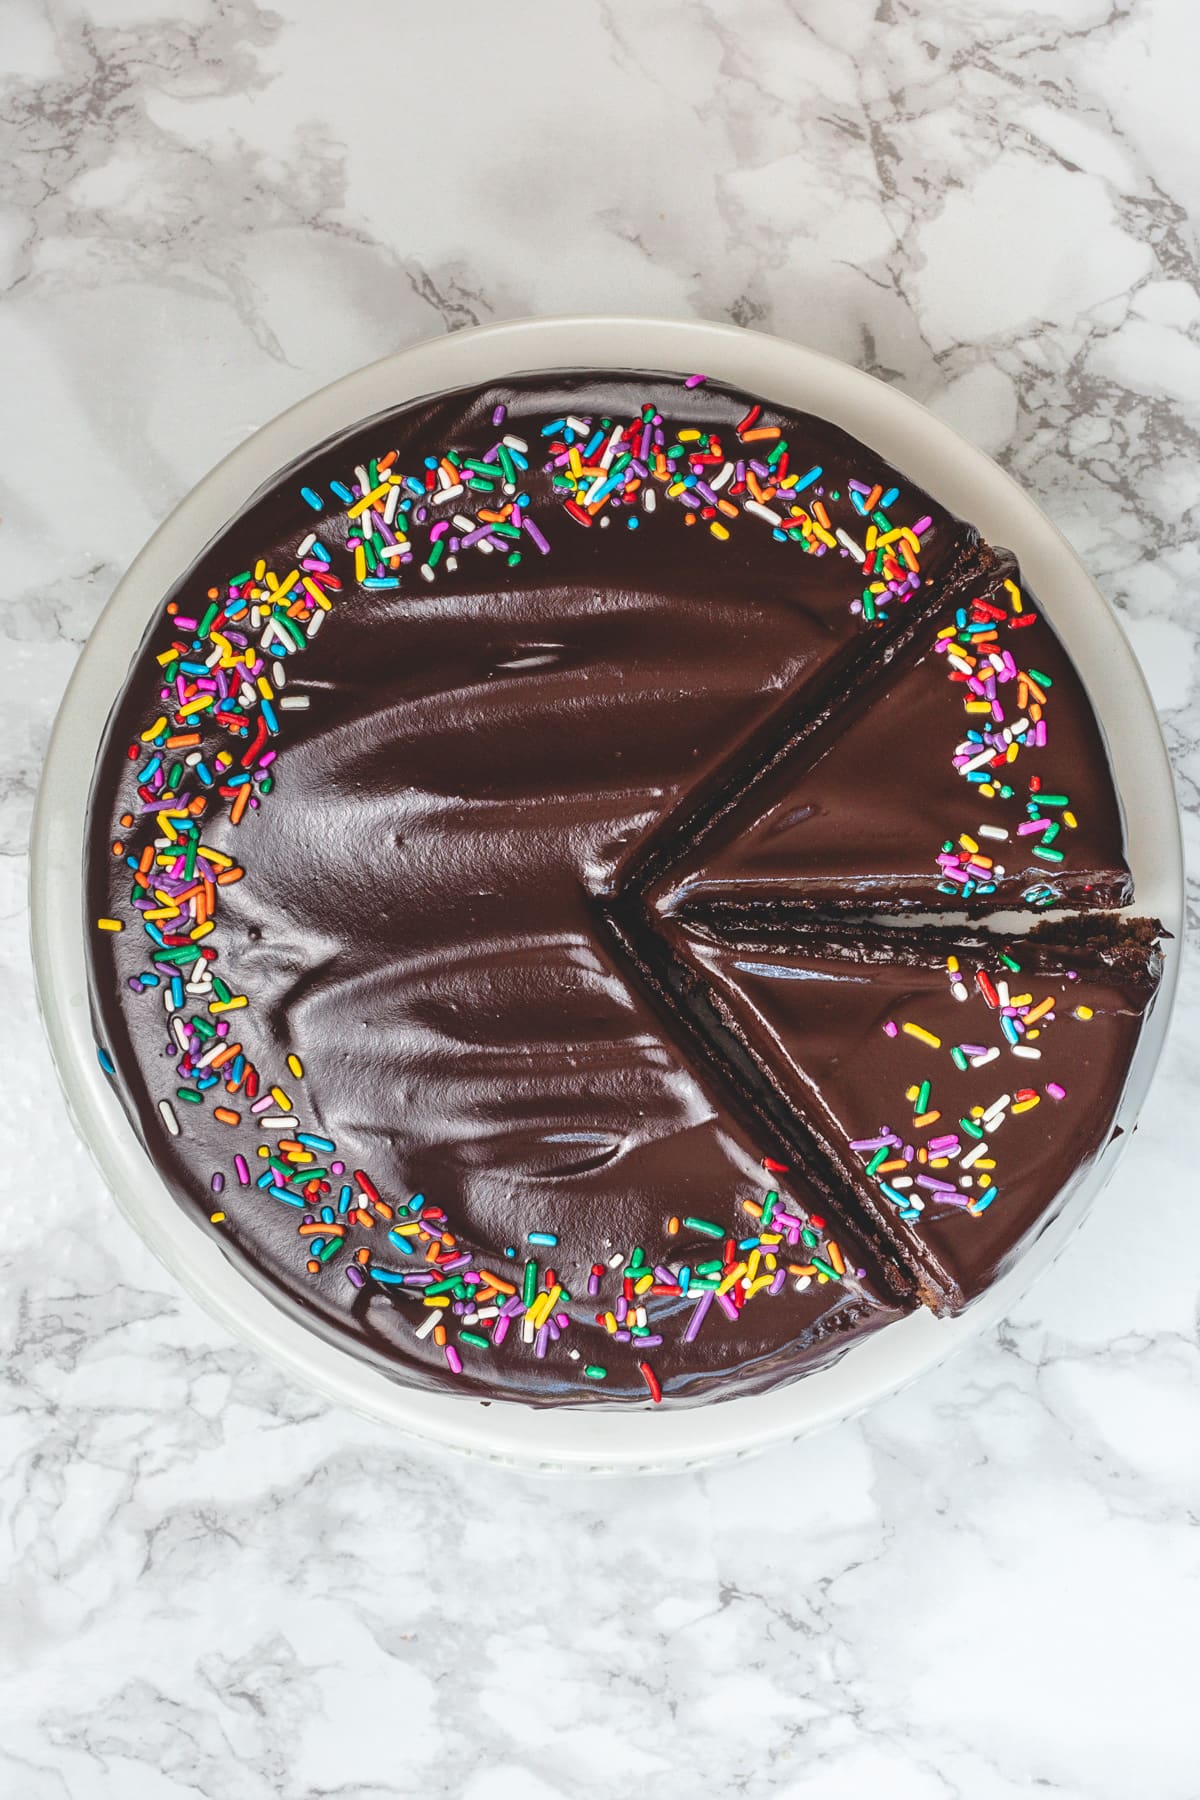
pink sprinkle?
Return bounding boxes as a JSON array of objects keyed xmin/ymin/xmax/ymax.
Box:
[
  {"xmin": 1046, "ymin": 1082, "xmax": 1067, "ymax": 1100},
  {"xmin": 684, "ymin": 373, "xmax": 706, "ymax": 387},
  {"xmin": 883, "ymin": 1020, "xmax": 899, "ymax": 1037},
  {"xmin": 445, "ymin": 1345, "xmax": 463, "ymax": 1374},
  {"xmin": 234, "ymin": 1155, "xmax": 250, "ymax": 1186}
]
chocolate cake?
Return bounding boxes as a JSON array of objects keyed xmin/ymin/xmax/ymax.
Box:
[{"xmin": 84, "ymin": 371, "xmax": 1162, "ymax": 1408}]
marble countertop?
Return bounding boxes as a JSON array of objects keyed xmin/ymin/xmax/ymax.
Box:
[{"xmin": 4, "ymin": 2, "xmax": 1198, "ymax": 1794}]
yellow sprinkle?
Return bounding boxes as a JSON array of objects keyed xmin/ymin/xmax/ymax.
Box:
[
  {"xmin": 603, "ymin": 1310, "xmax": 618, "ymax": 1334},
  {"xmin": 1065, "ymin": 811, "xmax": 1078, "ymax": 829},
  {"xmin": 947, "ymin": 956, "xmax": 959, "ymax": 973},
  {"xmin": 210, "ymin": 1211, "xmax": 226, "ymax": 1223},
  {"xmin": 96, "ymin": 917, "xmax": 123, "ymax": 932},
  {"xmin": 422, "ymin": 1295, "xmax": 451, "ymax": 1309},
  {"xmin": 141, "ymin": 717, "xmax": 167, "ymax": 741},
  {"xmin": 287, "ymin": 1054, "xmax": 304, "ymax": 1079},
  {"xmin": 1004, "ymin": 577, "xmax": 1023, "ymax": 613},
  {"xmin": 709, "ymin": 521, "xmax": 730, "ymax": 541},
  {"xmin": 1074, "ymin": 1005, "xmax": 1094, "ymax": 1021},
  {"xmin": 1012, "ymin": 1097, "xmax": 1040, "ymax": 1114},
  {"xmin": 902, "ymin": 1022, "xmax": 942, "ymax": 1049},
  {"xmin": 717, "ymin": 1261, "xmax": 748, "ymax": 1296},
  {"xmin": 906, "ymin": 1085, "xmax": 921, "ymax": 1103},
  {"xmin": 178, "ymin": 694, "xmax": 214, "ymax": 717},
  {"xmin": 210, "ymin": 995, "xmax": 248, "ymax": 1013}
]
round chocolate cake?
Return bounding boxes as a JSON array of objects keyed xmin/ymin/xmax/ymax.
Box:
[{"xmin": 85, "ymin": 371, "xmax": 1161, "ymax": 1407}]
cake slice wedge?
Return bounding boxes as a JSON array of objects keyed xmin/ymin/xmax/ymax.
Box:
[
  {"xmin": 649, "ymin": 554, "xmax": 1132, "ymax": 921},
  {"xmin": 655, "ymin": 915, "xmax": 1162, "ymax": 1311}
]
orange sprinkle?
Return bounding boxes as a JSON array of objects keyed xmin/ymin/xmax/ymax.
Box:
[{"xmin": 213, "ymin": 1107, "xmax": 240, "ymax": 1127}]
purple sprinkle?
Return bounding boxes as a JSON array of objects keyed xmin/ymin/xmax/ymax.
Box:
[
  {"xmin": 211, "ymin": 1172, "xmax": 224, "ymax": 1194},
  {"xmin": 492, "ymin": 404, "xmax": 506, "ymax": 426},
  {"xmin": 493, "ymin": 1313, "xmax": 510, "ymax": 1347},
  {"xmin": 716, "ymin": 1293, "xmax": 740, "ymax": 1323},
  {"xmin": 683, "ymin": 1290, "xmax": 713, "ymax": 1342},
  {"xmin": 346, "ymin": 1266, "xmax": 365, "ymax": 1289}
]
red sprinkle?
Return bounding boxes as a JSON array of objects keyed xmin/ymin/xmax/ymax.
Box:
[{"xmin": 638, "ymin": 1361, "xmax": 662, "ymax": 1404}]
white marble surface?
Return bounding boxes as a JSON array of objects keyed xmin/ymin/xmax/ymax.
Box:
[{"xmin": 3, "ymin": 0, "xmax": 1199, "ymax": 1793}]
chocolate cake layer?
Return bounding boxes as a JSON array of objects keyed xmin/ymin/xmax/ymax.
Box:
[
  {"xmin": 650, "ymin": 554, "xmax": 1131, "ymax": 921},
  {"xmin": 660, "ymin": 918, "xmax": 1161, "ymax": 1308}
]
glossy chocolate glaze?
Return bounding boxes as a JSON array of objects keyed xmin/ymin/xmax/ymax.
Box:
[
  {"xmin": 88, "ymin": 371, "xmax": 980, "ymax": 1406},
  {"xmin": 651, "ymin": 553, "xmax": 1132, "ymax": 920},
  {"xmin": 663, "ymin": 919, "xmax": 1161, "ymax": 1307}
]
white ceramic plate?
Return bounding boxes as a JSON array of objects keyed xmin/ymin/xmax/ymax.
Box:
[{"xmin": 30, "ymin": 316, "xmax": 1182, "ymax": 1475}]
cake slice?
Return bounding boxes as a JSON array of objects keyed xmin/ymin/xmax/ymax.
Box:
[
  {"xmin": 649, "ymin": 554, "xmax": 1132, "ymax": 920},
  {"xmin": 656, "ymin": 916, "xmax": 1161, "ymax": 1310}
]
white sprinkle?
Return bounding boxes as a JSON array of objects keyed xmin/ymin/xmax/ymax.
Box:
[
  {"xmin": 259, "ymin": 1115, "xmax": 300, "ymax": 1131},
  {"xmin": 1011, "ymin": 1045, "xmax": 1041, "ymax": 1059},
  {"xmin": 272, "ymin": 660, "xmax": 286, "ymax": 687},
  {"xmin": 453, "ymin": 513, "xmax": 475, "ymax": 532},
  {"xmin": 306, "ymin": 610, "xmax": 324, "ymax": 638},
  {"xmin": 642, "ymin": 488, "xmax": 656, "ymax": 513},
  {"xmin": 503, "ymin": 434, "xmax": 528, "ymax": 453},
  {"xmin": 158, "ymin": 1100, "xmax": 180, "ymax": 1137},
  {"xmin": 568, "ymin": 1347, "xmax": 581, "ymax": 1360},
  {"xmin": 279, "ymin": 696, "xmax": 309, "ymax": 711},
  {"xmin": 195, "ymin": 1038, "xmax": 227, "ymax": 1068},
  {"xmin": 745, "ymin": 499, "xmax": 783, "ymax": 527},
  {"xmin": 969, "ymin": 1047, "xmax": 1000, "ymax": 1068},
  {"xmin": 297, "ymin": 532, "xmax": 316, "ymax": 558},
  {"xmin": 794, "ymin": 1275, "xmax": 812, "ymax": 1293},
  {"xmin": 414, "ymin": 1310, "xmax": 439, "ymax": 1341},
  {"xmin": 566, "ymin": 415, "xmax": 589, "ymax": 434},
  {"xmin": 171, "ymin": 1017, "xmax": 191, "ymax": 1052},
  {"xmin": 961, "ymin": 1140, "xmax": 989, "ymax": 1169},
  {"xmin": 978, "ymin": 825, "xmax": 1009, "ymax": 841},
  {"xmin": 608, "ymin": 1253, "xmax": 623, "ymax": 1269},
  {"xmin": 420, "ymin": 564, "xmax": 435, "ymax": 583},
  {"xmin": 432, "ymin": 483, "xmax": 464, "ymax": 504},
  {"xmin": 383, "ymin": 485, "xmax": 401, "ymax": 526},
  {"xmin": 710, "ymin": 461, "xmax": 734, "ymax": 491},
  {"xmin": 836, "ymin": 528, "xmax": 866, "ymax": 563},
  {"xmin": 951, "ymin": 980, "xmax": 969, "ymax": 1002}
]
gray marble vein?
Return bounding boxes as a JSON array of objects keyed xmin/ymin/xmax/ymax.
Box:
[{"xmin": 2, "ymin": 0, "xmax": 1198, "ymax": 1794}]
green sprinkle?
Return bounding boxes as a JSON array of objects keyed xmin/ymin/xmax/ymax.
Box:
[
  {"xmin": 682, "ymin": 1216, "xmax": 724, "ymax": 1239},
  {"xmin": 1001, "ymin": 952, "xmax": 1022, "ymax": 972},
  {"xmin": 801, "ymin": 1226, "xmax": 819, "ymax": 1249},
  {"xmin": 1035, "ymin": 794, "xmax": 1070, "ymax": 807},
  {"xmin": 916, "ymin": 1080, "xmax": 932, "ymax": 1114},
  {"xmin": 761, "ymin": 1190, "xmax": 778, "ymax": 1225},
  {"xmin": 459, "ymin": 1330, "xmax": 490, "ymax": 1350},
  {"xmin": 176, "ymin": 1087, "xmax": 202, "ymax": 1104},
  {"xmin": 961, "ymin": 1117, "xmax": 985, "ymax": 1140},
  {"xmin": 522, "ymin": 1260, "xmax": 538, "ymax": 1307},
  {"xmin": 951, "ymin": 1046, "xmax": 969, "ymax": 1072},
  {"xmin": 317, "ymin": 1237, "xmax": 343, "ymax": 1263},
  {"xmin": 811, "ymin": 1257, "xmax": 839, "ymax": 1280},
  {"xmin": 866, "ymin": 1147, "xmax": 888, "ymax": 1176},
  {"xmin": 584, "ymin": 1365, "xmax": 608, "ymax": 1380},
  {"xmin": 1034, "ymin": 845, "xmax": 1065, "ymax": 863},
  {"xmin": 1028, "ymin": 669, "xmax": 1052, "ymax": 687}
]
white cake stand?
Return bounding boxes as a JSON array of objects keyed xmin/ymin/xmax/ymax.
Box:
[{"xmin": 30, "ymin": 317, "xmax": 1182, "ymax": 1475}]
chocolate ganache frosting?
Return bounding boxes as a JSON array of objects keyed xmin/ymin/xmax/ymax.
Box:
[{"xmin": 84, "ymin": 370, "xmax": 1161, "ymax": 1407}]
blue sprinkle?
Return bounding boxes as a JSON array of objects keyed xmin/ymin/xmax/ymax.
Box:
[
  {"xmin": 527, "ymin": 1231, "xmax": 558, "ymax": 1247},
  {"xmin": 370, "ymin": 1267, "xmax": 409, "ymax": 1285},
  {"xmin": 337, "ymin": 1184, "xmax": 353, "ymax": 1215},
  {"xmin": 330, "ymin": 480, "xmax": 354, "ymax": 503},
  {"xmin": 97, "ymin": 1046, "xmax": 115, "ymax": 1076},
  {"xmin": 387, "ymin": 1227, "xmax": 415, "ymax": 1256},
  {"xmin": 301, "ymin": 486, "xmax": 323, "ymax": 511},
  {"xmin": 793, "ymin": 464, "xmax": 822, "ymax": 491},
  {"xmin": 296, "ymin": 1133, "xmax": 336, "ymax": 1152},
  {"xmin": 269, "ymin": 1185, "xmax": 305, "ymax": 1208}
]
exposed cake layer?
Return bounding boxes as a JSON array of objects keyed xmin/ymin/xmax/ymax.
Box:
[
  {"xmin": 650, "ymin": 552, "xmax": 1132, "ymax": 922},
  {"xmin": 660, "ymin": 917, "xmax": 1162, "ymax": 1308},
  {"xmin": 86, "ymin": 371, "xmax": 969, "ymax": 1406}
]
